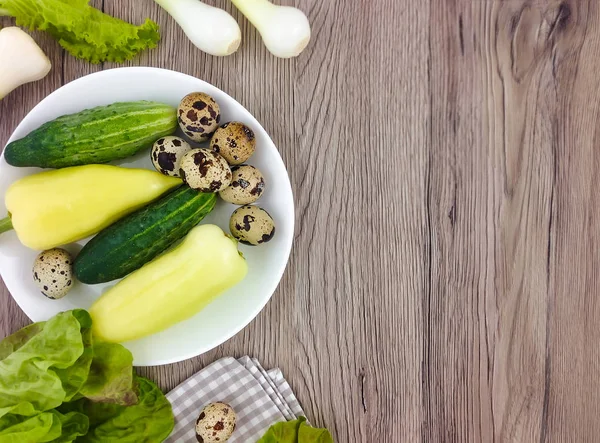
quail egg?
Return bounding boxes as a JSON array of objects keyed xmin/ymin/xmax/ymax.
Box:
[
  {"xmin": 151, "ymin": 136, "xmax": 192, "ymax": 177},
  {"xmin": 195, "ymin": 402, "xmax": 236, "ymax": 443},
  {"xmin": 229, "ymin": 205, "xmax": 276, "ymax": 246},
  {"xmin": 210, "ymin": 122, "xmax": 256, "ymax": 165},
  {"xmin": 178, "ymin": 92, "xmax": 221, "ymax": 142},
  {"xmin": 32, "ymin": 248, "xmax": 74, "ymax": 299},
  {"xmin": 219, "ymin": 165, "xmax": 265, "ymax": 205},
  {"xmin": 180, "ymin": 148, "xmax": 232, "ymax": 192}
]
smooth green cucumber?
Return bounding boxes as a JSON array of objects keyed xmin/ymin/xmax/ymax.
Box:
[
  {"xmin": 74, "ymin": 186, "xmax": 217, "ymax": 284},
  {"xmin": 5, "ymin": 101, "xmax": 177, "ymax": 168}
]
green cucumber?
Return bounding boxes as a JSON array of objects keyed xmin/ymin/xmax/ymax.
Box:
[
  {"xmin": 74, "ymin": 186, "xmax": 217, "ymax": 284},
  {"xmin": 5, "ymin": 101, "xmax": 177, "ymax": 168}
]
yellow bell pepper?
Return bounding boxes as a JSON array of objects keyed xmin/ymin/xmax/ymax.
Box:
[
  {"xmin": 90, "ymin": 224, "xmax": 248, "ymax": 343},
  {"xmin": 1, "ymin": 165, "xmax": 180, "ymax": 250}
]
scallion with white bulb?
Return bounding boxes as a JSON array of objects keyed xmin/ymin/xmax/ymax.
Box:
[
  {"xmin": 231, "ymin": 0, "xmax": 311, "ymax": 58},
  {"xmin": 0, "ymin": 27, "xmax": 51, "ymax": 100},
  {"xmin": 154, "ymin": 0, "xmax": 242, "ymax": 56}
]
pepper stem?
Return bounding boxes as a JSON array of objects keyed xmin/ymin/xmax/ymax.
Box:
[
  {"xmin": 0, "ymin": 216, "xmax": 13, "ymax": 235},
  {"xmin": 225, "ymin": 233, "xmax": 245, "ymax": 258}
]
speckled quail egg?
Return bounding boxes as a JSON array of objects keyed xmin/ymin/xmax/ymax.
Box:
[
  {"xmin": 151, "ymin": 136, "xmax": 192, "ymax": 177},
  {"xmin": 219, "ymin": 165, "xmax": 265, "ymax": 205},
  {"xmin": 229, "ymin": 205, "xmax": 276, "ymax": 246},
  {"xmin": 178, "ymin": 92, "xmax": 221, "ymax": 142},
  {"xmin": 32, "ymin": 248, "xmax": 74, "ymax": 299},
  {"xmin": 179, "ymin": 148, "xmax": 232, "ymax": 192},
  {"xmin": 210, "ymin": 122, "xmax": 256, "ymax": 165},
  {"xmin": 195, "ymin": 402, "xmax": 236, "ymax": 443}
]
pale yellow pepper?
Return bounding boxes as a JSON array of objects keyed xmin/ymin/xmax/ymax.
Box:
[
  {"xmin": 90, "ymin": 224, "xmax": 248, "ymax": 343},
  {"xmin": 1, "ymin": 165, "xmax": 180, "ymax": 250}
]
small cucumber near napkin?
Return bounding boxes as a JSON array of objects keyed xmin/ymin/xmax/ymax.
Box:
[{"xmin": 257, "ymin": 417, "xmax": 333, "ymax": 443}]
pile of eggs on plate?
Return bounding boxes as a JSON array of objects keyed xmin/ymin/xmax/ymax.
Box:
[{"xmin": 151, "ymin": 92, "xmax": 276, "ymax": 247}]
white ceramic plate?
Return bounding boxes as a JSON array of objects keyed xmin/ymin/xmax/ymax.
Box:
[{"xmin": 0, "ymin": 67, "xmax": 294, "ymax": 366}]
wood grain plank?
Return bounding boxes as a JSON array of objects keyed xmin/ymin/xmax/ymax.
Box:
[
  {"xmin": 426, "ymin": 1, "xmax": 600, "ymax": 442},
  {"xmin": 543, "ymin": 1, "xmax": 600, "ymax": 441},
  {"xmin": 290, "ymin": 0, "xmax": 366, "ymax": 437},
  {"xmin": 363, "ymin": 1, "xmax": 430, "ymax": 441}
]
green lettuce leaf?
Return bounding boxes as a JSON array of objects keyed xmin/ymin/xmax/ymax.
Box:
[
  {"xmin": 54, "ymin": 311, "xmax": 94, "ymax": 402},
  {"xmin": 51, "ymin": 411, "xmax": 89, "ymax": 443},
  {"xmin": 66, "ymin": 376, "xmax": 173, "ymax": 442},
  {"xmin": 0, "ymin": 0, "xmax": 160, "ymax": 63},
  {"xmin": 297, "ymin": 420, "xmax": 334, "ymax": 443},
  {"xmin": 0, "ymin": 410, "xmax": 88, "ymax": 443},
  {"xmin": 0, "ymin": 412, "xmax": 60, "ymax": 443},
  {"xmin": 0, "ymin": 323, "xmax": 44, "ymax": 359},
  {"xmin": 0, "ymin": 310, "xmax": 173, "ymax": 442},
  {"xmin": 0, "ymin": 310, "xmax": 91, "ymax": 418},
  {"xmin": 257, "ymin": 417, "xmax": 334, "ymax": 443},
  {"xmin": 78, "ymin": 341, "xmax": 136, "ymax": 406}
]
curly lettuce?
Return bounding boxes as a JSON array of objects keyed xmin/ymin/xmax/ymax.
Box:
[
  {"xmin": 0, "ymin": 410, "xmax": 88, "ymax": 443},
  {"xmin": 0, "ymin": 0, "xmax": 160, "ymax": 63},
  {"xmin": 0, "ymin": 310, "xmax": 174, "ymax": 442},
  {"xmin": 257, "ymin": 417, "xmax": 334, "ymax": 443},
  {"xmin": 0, "ymin": 309, "xmax": 93, "ymax": 419},
  {"xmin": 62, "ymin": 377, "xmax": 174, "ymax": 442}
]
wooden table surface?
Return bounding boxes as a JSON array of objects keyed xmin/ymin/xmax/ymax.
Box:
[{"xmin": 2, "ymin": 0, "xmax": 600, "ymax": 441}]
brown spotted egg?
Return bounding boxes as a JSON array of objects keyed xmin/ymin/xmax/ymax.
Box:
[
  {"xmin": 195, "ymin": 402, "xmax": 236, "ymax": 443},
  {"xmin": 32, "ymin": 248, "xmax": 74, "ymax": 299},
  {"xmin": 179, "ymin": 148, "xmax": 232, "ymax": 192},
  {"xmin": 178, "ymin": 92, "xmax": 221, "ymax": 142},
  {"xmin": 229, "ymin": 205, "xmax": 276, "ymax": 246},
  {"xmin": 210, "ymin": 122, "xmax": 256, "ymax": 165},
  {"xmin": 219, "ymin": 165, "xmax": 265, "ymax": 205},
  {"xmin": 151, "ymin": 136, "xmax": 191, "ymax": 177}
]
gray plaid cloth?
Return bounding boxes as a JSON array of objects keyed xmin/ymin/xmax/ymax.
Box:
[{"xmin": 165, "ymin": 357, "xmax": 305, "ymax": 442}]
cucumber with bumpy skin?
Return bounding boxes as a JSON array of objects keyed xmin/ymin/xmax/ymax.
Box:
[
  {"xmin": 74, "ymin": 186, "xmax": 217, "ymax": 284},
  {"xmin": 4, "ymin": 101, "xmax": 177, "ymax": 168}
]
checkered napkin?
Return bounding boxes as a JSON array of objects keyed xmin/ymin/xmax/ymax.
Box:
[{"xmin": 165, "ymin": 357, "xmax": 305, "ymax": 442}]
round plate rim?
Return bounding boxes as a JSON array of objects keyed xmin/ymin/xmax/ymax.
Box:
[{"xmin": 0, "ymin": 66, "xmax": 295, "ymax": 366}]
